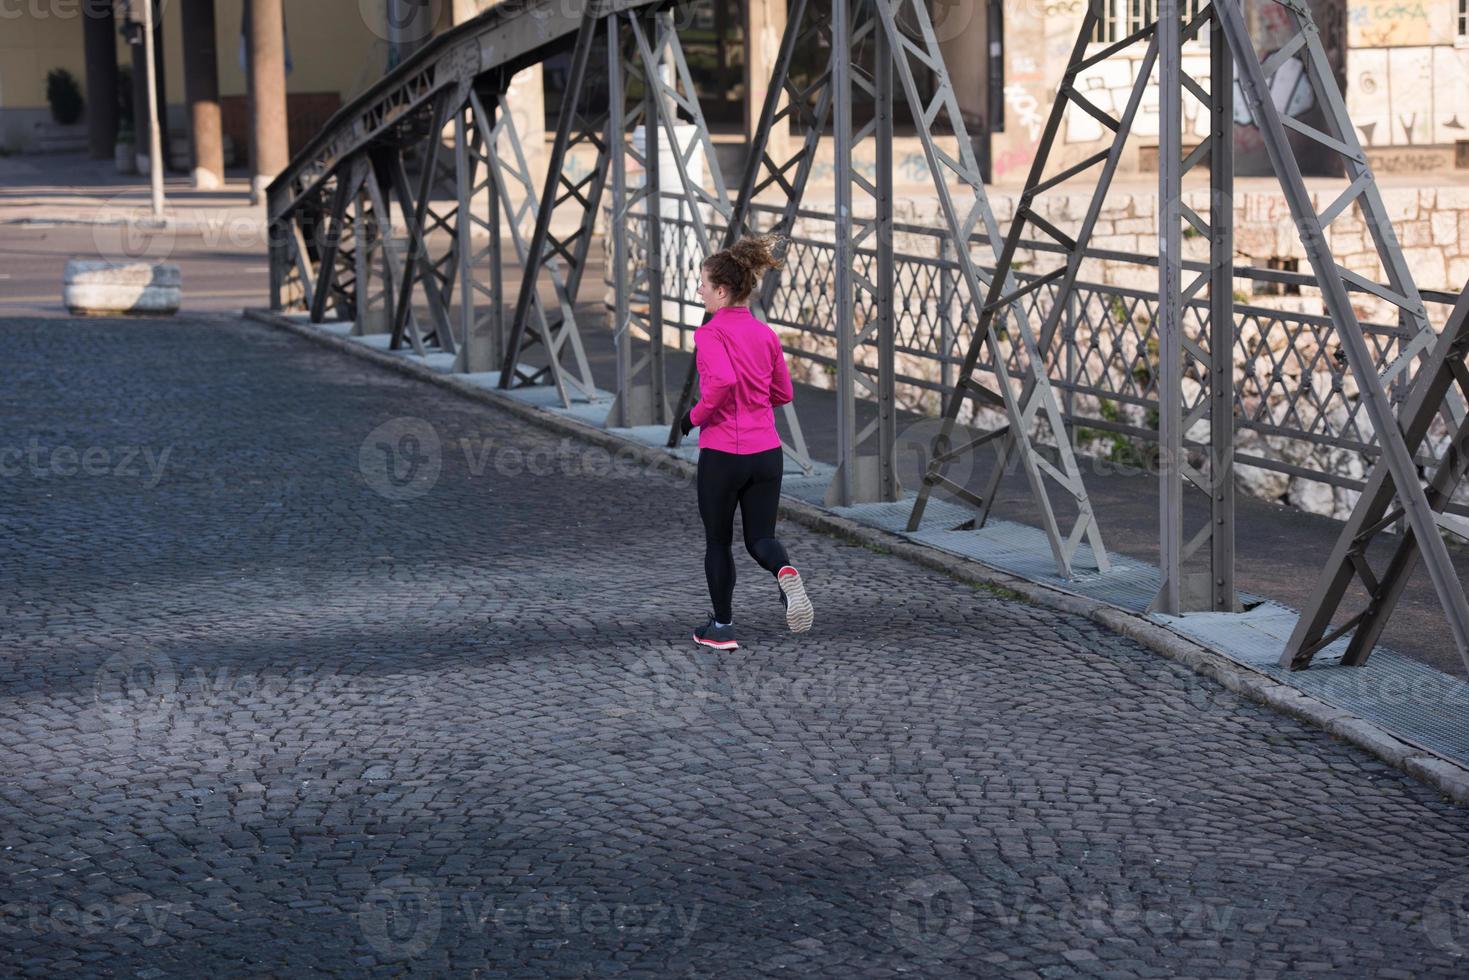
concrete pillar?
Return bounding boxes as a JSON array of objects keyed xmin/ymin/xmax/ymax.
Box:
[
  {"xmin": 247, "ymin": 0, "xmax": 290, "ymax": 204},
  {"xmin": 181, "ymin": 0, "xmax": 224, "ymax": 189},
  {"xmin": 744, "ymin": 0, "xmax": 787, "ymax": 158},
  {"xmin": 82, "ymin": 0, "xmax": 118, "ymax": 159}
]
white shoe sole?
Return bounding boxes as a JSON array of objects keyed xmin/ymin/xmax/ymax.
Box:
[
  {"xmin": 779, "ymin": 570, "xmax": 814, "ymax": 633},
  {"xmin": 692, "ymin": 633, "xmax": 738, "ymax": 651}
]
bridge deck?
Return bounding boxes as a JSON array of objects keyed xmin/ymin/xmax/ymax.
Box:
[{"xmin": 3, "ymin": 306, "xmax": 1468, "ymax": 974}]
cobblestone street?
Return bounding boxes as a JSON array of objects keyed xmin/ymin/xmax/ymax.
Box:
[{"xmin": 3, "ymin": 312, "xmax": 1469, "ymax": 977}]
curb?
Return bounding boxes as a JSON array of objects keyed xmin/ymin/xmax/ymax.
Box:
[
  {"xmin": 242, "ymin": 308, "xmax": 1469, "ymax": 807},
  {"xmin": 3, "ymin": 215, "xmax": 264, "ymax": 234}
]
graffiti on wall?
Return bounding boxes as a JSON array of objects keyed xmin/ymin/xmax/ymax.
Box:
[
  {"xmin": 1348, "ymin": 45, "xmax": 1469, "ymax": 147},
  {"xmin": 1059, "ymin": 51, "xmax": 1320, "ymax": 153},
  {"xmin": 1347, "ymin": 0, "xmax": 1449, "ymax": 48},
  {"xmin": 1063, "ymin": 55, "xmax": 1212, "ymax": 144}
]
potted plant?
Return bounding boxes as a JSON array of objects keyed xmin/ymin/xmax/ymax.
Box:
[
  {"xmin": 35, "ymin": 68, "xmax": 87, "ymax": 153},
  {"xmin": 45, "ymin": 68, "xmax": 84, "ymax": 126}
]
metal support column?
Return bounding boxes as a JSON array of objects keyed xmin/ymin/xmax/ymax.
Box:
[
  {"xmin": 1208, "ymin": 9, "xmax": 1237, "ymax": 612},
  {"xmin": 830, "ymin": 0, "xmax": 858, "ymax": 506},
  {"xmin": 1154, "ymin": 1, "xmax": 1236, "ymax": 613},
  {"xmin": 502, "ymin": 13, "xmax": 607, "ymax": 404},
  {"xmin": 825, "ymin": 0, "xmax": 898, "ymax": 506},
  {"xmin": 878, "ymin": 0, "xmax": 1108, "ymax": 576}
]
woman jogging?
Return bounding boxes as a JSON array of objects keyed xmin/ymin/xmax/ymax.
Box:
[{"xmin": 679, "ymin": 235, "xmax": 814, "ymax": 651}]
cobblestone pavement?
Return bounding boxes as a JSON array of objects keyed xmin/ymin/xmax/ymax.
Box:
[{"xmin": 3, "ymin": 313, "xmax": 1469, "ymax": 978}]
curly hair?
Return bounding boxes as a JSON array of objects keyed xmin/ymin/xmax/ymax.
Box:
[{"xmin": 703, "ymin": 234, "xmax": 784, "ymax": 304}]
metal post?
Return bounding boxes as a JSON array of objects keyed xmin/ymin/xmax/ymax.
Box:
[
  {"xmin": 875, "ymin": 14, "xmax": 897, "ymax": 500},
  {"xmin": 353, "ymin": 187, "xmax": 371, "ymax": 335},
  {"xmin": 268, "ymin": 220, "xmax": 287, "ymax": 311},
  {"xmin": 608, "ymin": 16, "xmax": 632, "ymax": 428},
  {"xmin": 642, "ymin": 17, "xmax": 666, "ymax": 425},
  {"xmin": 389, "ymin": 94, "xmax": 453, "ymax": 353},
  {"xmin": 831, "ymin": 0, "xmax": 857, "ymax": 507},
  {"xmin": 455, "ymin": 108, "xmax": 476, "ymax": 369},
  {"xmin": 1157, "ymin": 0, "xmax": 1182, "ymax": 613},
  {"xmin": 487, "ymin": 139, "xmax": 503, "ymax": 371},
  {"xmin": 141, "ymin": 0, "xmax": 165, "ymax": 219},
  {"xmin": 1209, "ymin": 5, "xmax": 1237, "ymax": 612}
]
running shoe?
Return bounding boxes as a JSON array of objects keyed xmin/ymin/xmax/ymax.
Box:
[
  {"xmin": 777, "ymin": 566, "xmax": 814, "ymax": 633},
  {"xmin": 693, "ymin": 616, "xmax": 738, "ymax": 650}
]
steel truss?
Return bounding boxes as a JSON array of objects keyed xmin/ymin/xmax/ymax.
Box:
[
  {"xmin": 659, "ymin": 0, "xmax": 1104, "ymax": 555},
  {"xmin": 263, "ymin": 0, "xmax": 1468, "ymax": 668},
  {"xmin": 604, "ymin": 8, "xmax": 717, "ymax": 428},
  {"xmin": 1219, "ymin": 0, "xmax": 1468, "ymax": 668},
  {"xmin": 1284, "ymin": 289, "xmax": 1469, "ymax": 670},
  {"xmin": 883, "ymin": 0, "xmax": 1107, "ymax": 577}
]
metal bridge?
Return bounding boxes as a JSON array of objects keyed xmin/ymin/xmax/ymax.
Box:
[{"xmin": 265, "ymin": 0, "xmax": 1469, "ymax": 679}]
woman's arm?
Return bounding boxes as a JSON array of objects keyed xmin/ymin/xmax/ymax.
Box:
[
  {"xmin": 690, "ymin": 334, "xmax": 736, "ymax": 429},
  {"xmin": 769, "ymin": 338, "xmax": 794, "ymax": 408}
]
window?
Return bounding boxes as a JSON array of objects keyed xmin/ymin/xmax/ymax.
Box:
[{"xmin": 1092, "ymin": 0, "xmax": 1209, "ymax": 44}]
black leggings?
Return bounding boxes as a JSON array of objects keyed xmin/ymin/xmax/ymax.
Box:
[{"xmin": 697, "ymin": 447, "xmax": 792, "ymax": 623}]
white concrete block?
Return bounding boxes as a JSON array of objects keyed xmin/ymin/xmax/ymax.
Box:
[{"xmin": 63, "ymin": 260, "xmax": 181, "ymax": 316}]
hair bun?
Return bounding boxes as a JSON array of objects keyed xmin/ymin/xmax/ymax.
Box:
[
  {"xmin": 702, "ymin": 234, "xmax": 785, "ymax": 303},
  {"xmin": 727, "ymin": 235, "xmax": 784, "ymax": 276}
]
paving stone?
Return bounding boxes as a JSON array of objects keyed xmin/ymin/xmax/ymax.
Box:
[{"xmin": 0, "ymin": 314, "xmax": 1466, "ymax": 977}]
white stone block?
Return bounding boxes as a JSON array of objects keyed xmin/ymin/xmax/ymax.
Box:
[{"xmin": 63, "ymin": 260, "xmax": 182, "ymax": 316}]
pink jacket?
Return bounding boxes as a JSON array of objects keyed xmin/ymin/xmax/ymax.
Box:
[{"xmin": 689, "ymin": 306, "xmax": 794, "ymax": 454}]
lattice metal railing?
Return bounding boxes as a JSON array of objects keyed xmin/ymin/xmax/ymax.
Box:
[{"xmin": 623, "ymin": 199, "xmax": 1465, "ymax": 518}]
